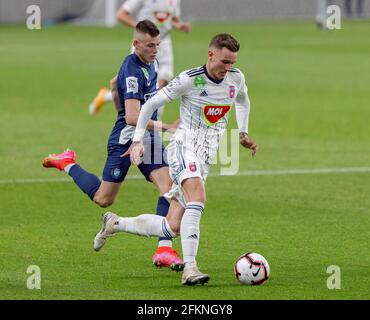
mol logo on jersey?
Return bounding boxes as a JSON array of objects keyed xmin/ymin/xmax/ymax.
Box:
[{"xmin": 203, "ymin": 105, "xmax": 231, "ymax": 125}]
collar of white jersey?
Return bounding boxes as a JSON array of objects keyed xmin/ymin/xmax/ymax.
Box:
[{"xmin": 203, "ymin": 65, "xmax": 224, "ymax": 84}]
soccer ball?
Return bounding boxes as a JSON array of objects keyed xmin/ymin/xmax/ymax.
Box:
[{"xmin": 234, "ymin": 252, "xmax": 270, "ymax": 285}]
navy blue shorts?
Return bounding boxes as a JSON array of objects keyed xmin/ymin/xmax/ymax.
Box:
[{"xmin": 102, "ymin": 141, "xmax": 168, "ymax": 183}]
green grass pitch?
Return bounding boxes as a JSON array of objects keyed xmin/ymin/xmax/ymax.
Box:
[{"xmin": 0, "ymin": 19, "xmax": 370, "ymax": 300}]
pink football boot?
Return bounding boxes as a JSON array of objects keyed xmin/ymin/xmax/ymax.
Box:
[
  {"xmin": 152, "ymin": 246, "xmax": 184, "ymax": 272},
  {"xmin": 42, "ymin": 149, "xmax": 76, "ymax": 171}
]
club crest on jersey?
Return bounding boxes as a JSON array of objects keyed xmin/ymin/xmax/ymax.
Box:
[
  {"xmin": 188, "ymin": 162, "xmax": 197, "ymax": 172},
  {"xmin": 203, "ymin": 105, "xmax": 231, "ymax": 125},
  {"xmin": 194, "ymin": 76, "xmax": 206, "ymax": 89},
  {"xmin": 229, "ymin": 85, "xmax": 235, "ymax": 98}
]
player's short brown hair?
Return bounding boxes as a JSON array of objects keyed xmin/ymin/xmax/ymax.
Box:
[
  {"xmin": 135, "ymin": 19, "xmax": 160, "ymax": 38},
  {"xmin": 209, "ymin": 33, "xmax": 240, "ymax": 52}
]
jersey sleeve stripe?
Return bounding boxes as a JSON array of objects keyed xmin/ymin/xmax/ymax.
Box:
[
  {"xmin": 186, "ymin": 67, "xmax": 204, "ymax": 76},
  {"xmin": 187, "ymin": 70, "xmax": 205, "ymax": 78}
]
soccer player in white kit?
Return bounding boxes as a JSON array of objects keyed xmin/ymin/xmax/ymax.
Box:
[
  {"xmin": 93, "ymin": 34, "xmax": 258, "ymax": 285},
  {"xmin": 89, "ymin": 0, "xmax": 191, "ymax": 116}
]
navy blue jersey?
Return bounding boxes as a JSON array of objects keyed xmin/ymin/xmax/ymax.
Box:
[{"xmin": 108, "ymin": 53, "xmax": 159, "ymax": 148}]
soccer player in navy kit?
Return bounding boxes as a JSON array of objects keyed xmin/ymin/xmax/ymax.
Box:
[{"xmin": 42, "ymin": 20, "xmax": 183, "ymax": 271}]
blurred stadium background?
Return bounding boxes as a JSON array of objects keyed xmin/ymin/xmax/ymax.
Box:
[
  {"xmin": 1, "ymin": 0, "xmax": 369, "ymax": 300},
  {"xmin": 1, "ymin": 0, "xmax": 369, "ymax": 24}
]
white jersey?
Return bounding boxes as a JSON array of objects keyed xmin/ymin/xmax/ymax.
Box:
[
  {"xmin": 121, "ymin": 0, "xmax": 181, "ymax": 39},
  {"xmin": 162, "ymin": 65, "xmax": 250, "ymax": 164}
]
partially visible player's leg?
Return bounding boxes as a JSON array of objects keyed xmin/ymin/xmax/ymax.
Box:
[
  {"xmin": 42, "ymin": 145, "xmax": 129, "ymax": 207},
  {"xmin": 93, "ymin": 181, "xmax": 121, "ymax": 208},
  {"xmin": 93, "ymin": 147, "xmax": 185, "ymax": 258},
  {"xmin": 94, "ymin": 197, "xmax": 185, "ymax": 252},
  {"xmin": 42, "ymin": 149, "xmax": 102, "ymax": 202},
  {"xmin": 112, "ymin": 207, "xmax": 179, "ymax": 238},
  {"xmin": 163, "ymin": 142, "xmax": 210, "ymax": 284},
  {"xmin": 151, "ymin": 198, "xmax": 185, "ymax": 271},
  {"xmin": 180, "ymin": 177, "xmax": 206, "ymax": 267},
  {"xmin": 88, "ymin": 76, "xmax": 117, "ymax": 116},
  {"xmin": 88, "ymin": 88, "xmax": 113, "ymax": 116},
  {"xmin": 166, "ymin": 141, "xmax": 210, "ymax": 285},
  {"xmin": 139, "ymin": 141, "xmax": 184, "ymax": 271},
  {"xmin": 180, "ymin": 177, "xmax": 210, "ymax": 285},
  {"xmin": 93, "ymin": 145, "xmax": 131, "ymax": 207},
  {"xmin": 149, "ymin": 167, "xmax": 173, "ymax": 246},
  {"xmin": 316, "ymin": 0, "xmax": 329, "ymax": 29}
]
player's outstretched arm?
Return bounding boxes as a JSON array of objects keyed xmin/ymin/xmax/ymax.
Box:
[
  {"xmin": 171, "ymin": 17, "xmax": 191, "ymax": 33},
  {"xmin": 124, "ymin": 97, "xmax": 176, "ymax": 133},
  {"xmin": 122, "ymin": 90, "xmax": 172, "ymax": 164},
  {"xmin": 235, "ymin": 73, "xmax": 257, "ymax": 157},
  {"xmin": 116, "ymin": 8, "xmax": 137, "ymax": 28},
  {"xmin": 131, "ymin": 89, "xmax": 172, "ymax": 143}
]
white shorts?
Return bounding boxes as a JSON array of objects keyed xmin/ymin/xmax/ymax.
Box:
[{"xmin": 164, "ymin": 140, "xmax": 209, "ymax": 208}]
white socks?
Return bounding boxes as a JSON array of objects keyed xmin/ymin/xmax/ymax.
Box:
[
  {"xmin": 158, "ymin": 239, "xmax": 172, "ymax": 248},
  {"xmin": 111, "ymin": 201, "xmax": 205, "ymax": 265},
  {"xmin": 64, "ymin": 163, "xmax": 75, "ymax": 174},
  {"xmin": 104, "ymin": 90, "xmax": 113, "ymax": 102},
  {"xmin": 180, "ymin": 202, "xmax": 204, "ymax": 265},
  {"xmin": 114, "ymin": 214, "xmax": 175, "ymax": 238}
]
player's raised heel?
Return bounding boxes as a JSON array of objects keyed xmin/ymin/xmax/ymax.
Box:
[
  {"xmin": 93, "ymin": 212, "xmax": 119, "ymax": 251},
  {"xmin": 152, "ymin": 246, "xmax": 184, "ymax": 272},
  {"xmin": 181, "ymin": 265, "xmax": 210, "ymax": 285},
  {"xmin": 42, "ymin": 149, "xmax": 76, "ymax": 171}
]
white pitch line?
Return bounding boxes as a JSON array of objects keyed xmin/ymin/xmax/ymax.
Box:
[
  {"xmin": 228, "ymin": 167, "xmax": 370, "ymax": 176},
  {"xmin": 1, "ymin": 167, "xmax": 370, "ymax": 185},
  {"xmin": 0, "ymin": 174, "xmax": 143, "ymax": 185}
]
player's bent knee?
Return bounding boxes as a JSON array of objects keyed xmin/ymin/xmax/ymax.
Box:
[
  {"xmin": 150, "ymin": 168, "xmax": 172, "ymax": 196},
  {"xmin": 182, "ymin": 178, "xmax": 206, "ymax": 203},
  {"xmin": 167, "ymin": 218, "xmax": 181, "ymax": 236},
  {"xmin": 94, "ymin": 196, "xmax": 114, "ymax": 208},
  {"xmin": 170, "ymin": 223, "xmax": 180, "ymax": 236},
  {"xmin": 191, "ymin": 192, "xmax": 206, "ymax": 204},
  {"xmin": 96, "ymin": 200, "xmax": 113, "ymax": 208},
  {"xmin": 187, "ymin": 194, "xmax": 206, "ymax": 204}
]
